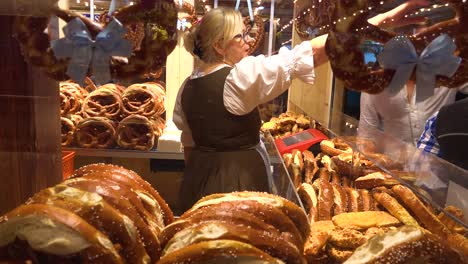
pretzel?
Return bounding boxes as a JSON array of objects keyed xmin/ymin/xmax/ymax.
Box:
[
  {"xmin": 75, "ymin": 117, "xmax": 116, "ymax": 148},
  {"xmin": 117, "ymin": 115, "xmax": 157, "ymax": 150},
  {"xmin": 122, "ymin": 82, "xmax": 165, "ymax": 118},
  {"xmin": 27, "ymin": 185, "xmax": 150, "ymax": 264},
  {"xmin": 14, "ymin": 0, "xmax": 177, "ymax": 82},
  {"xmin": 82, "ymin": 85, "xmax": 123, "ymax": 120},
  {"xmin": 59, "ymin": 82, "xmax": 88, "ymax": 115},
  {"xmin": 244, "ymin": 15, "xmax": 265, "ymax": 55},
  {"xmin": 60, "ymin": 116, "xmax": 76, "ymax": 147},
  {"xmin": 325, "ymin": 0, "xmax": 468, "ymax": 94}
]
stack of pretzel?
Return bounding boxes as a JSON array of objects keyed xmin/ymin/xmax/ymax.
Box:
[
  {"xmin": 60, "ymin": 81, "xmax": 166, "ymax": 150},
  {"xmin": 158, "ymin": 191, "xmax": 309, "ymax": 264},
  {"xmin": 0, "ymin": 163, "xmax": 173, "ymax": 263},
  {"xmin": 117, "ymin": 82, "xmax": 166, "ymax": 150},
  {"xmin": 261, "ymin": 111, "xmax": 315, "ymax": 139},
  {"xmin": 286, "ymin": 136, "xmax": 468, "ymax": 263}
]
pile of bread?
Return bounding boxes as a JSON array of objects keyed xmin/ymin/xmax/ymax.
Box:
[
  {"xmin": 287, "ymin": 136, "xmax": 468, "ymax": 263},
  {"xmin": 261, "ymin": 111, "xmax": 318, "ymax": 139},
  {"xmin": 158, "ymin": 192, "xmax": 310, "ymax": 263},
  {"xmin": 60, "ymin": 81, "xmax": 166, "ymax": 150},
  {"xmin": 0, "ymin": 164, "xmax": 173, "ymax": 263},
  {"xmin": 1, "ymin": 161, "xmax": 466, "ymax": 263}
]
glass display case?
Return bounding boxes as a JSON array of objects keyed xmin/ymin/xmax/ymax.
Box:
[{"xmin": 277, "ymin": 106, "xmax": 468, "ymax": 230}]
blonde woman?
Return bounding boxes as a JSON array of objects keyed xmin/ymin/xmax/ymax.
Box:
[{"xmin": 173, "ymin": 3, "xmax": 428, "ymax": 211}]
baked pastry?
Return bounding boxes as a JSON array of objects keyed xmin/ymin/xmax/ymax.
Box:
[
  {"xmin": 27, "ymin": 185, "xmax": 150, "ymax": 264},
  {"xmin": 0, "ymin": 204, "xmax": 123, "ymax": 263},
  {"xmin": 344, "ymin": 226, "xmax": 466, "ymax": 264},
  {"xmin": 332, "ymin": 211, "xmax": 400, "ymax": 230},
  {"xmin": 328, "ymin": 228, "xmax": 367, "ymax": 249},
  {"xmin": 354, "ymin": 172, "xmax": 400, "ymax": 189},
  {"xmin": 391, "ymin": 185, "xmax": 450, "ymax": 237},
  {"xmin": 302, "ymin": 150, "xmax": 318, "ymax": 184},
  {"xmin": 372, "ymin": 191, "xmax": 420, "ymax": 227},
  {"xmin": 297, "ymin": 183, "xmax": 319, "ymax": 223},
  {"xmin": 166, "ymin": 199, "xmax": 303, "ymax": 251},
  {"xmin": 161, "ymin": 221, "xmax": 303, "ymax": 264},
  {"xmin": 186, "ymin": 192, "xmax": 309, "ymax": 241},
  {"xmin": 158, "ymin": 240, "xmax": 285, "ymax": 264}
]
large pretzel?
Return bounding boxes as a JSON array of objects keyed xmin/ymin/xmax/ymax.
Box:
[
  {"xmin": 75, "ymin": 117, "xmax": 116, "ymax": 148},
  {"xmin": 325, "ymin": 0, "xmax": 468, "ymax": 94},
  {"xmin": 244, "ymin": 15, "xmax": 265, "ymax": 55},
  {"xmin": 14, "ymin": 0, "xmax": 177, "ymax": 82}
]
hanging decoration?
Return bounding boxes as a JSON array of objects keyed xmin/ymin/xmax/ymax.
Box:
[
  {"xmin": 175, "ymin": 0, "xmax": 198, "ymax": 32},
  {"xmin": 378, "ymin": 34, "xmax": 460, "ymax": 102},
  {"xmin": 14, "ymin": 0, "xmax": 178, "ymax": 82},
  {"xmin": 324, "ymin": 0, "xmax": 468, "ymax": 96},
  {"xmin": 244, "ymin": 15, "xmax": 265, "ymax": 55},
  {"xmin": 52, "ymin": 18, "xmax": 132, "ymax": 86}
]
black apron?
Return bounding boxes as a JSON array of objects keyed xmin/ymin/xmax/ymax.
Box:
[{"xmin": 178, "ymin": 67, "xmax": 271, "ymax": 212}]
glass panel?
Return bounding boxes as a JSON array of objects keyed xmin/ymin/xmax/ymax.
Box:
[{"xmin": 263, "ymin": 133, "xmax": 306, "ymax": 210}]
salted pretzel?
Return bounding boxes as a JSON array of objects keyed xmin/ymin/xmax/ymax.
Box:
[
  {"xmin": 295, "ymin": 0, "xmax": 334, "ymax": 40},
  {"xmin": 244, "ymin": 15, "xmax": 265, "ymax": 55},
  {"xmin": 325, "ymin": 0, "xmax": 468, "ymax": 93},
  {"xmin": 14, "ymin": 0, "xmax": 177, "ymax": 82},
  {"xmin": 75, "ymin": 117, "xmax": 116, "ymax": 148},
  {"xmin": 82, "ymin": 84, "xmax": 123, "ymax": 121}
]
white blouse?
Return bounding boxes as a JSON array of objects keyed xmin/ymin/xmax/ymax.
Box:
[{"xmin": 173, "ymin": 41, "xmax": 315, "ymax": 147}]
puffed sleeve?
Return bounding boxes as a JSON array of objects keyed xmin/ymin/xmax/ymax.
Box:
[
  {"xmin": 173, "ymin": 79, "xmax": 195, "ymax": 147},
  {"xmin": 224, "ymin": 41, "xmax": 315, "ymax": 116}
]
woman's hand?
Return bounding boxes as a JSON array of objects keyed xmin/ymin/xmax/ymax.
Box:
[{"xmin": 368, "ymin": 0, "xmax": 430, "ymax": 28}]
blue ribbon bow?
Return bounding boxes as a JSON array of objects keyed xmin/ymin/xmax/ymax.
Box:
[
  {"xmin": 51, "ymin": 18, "xmax": 132, "ymax": 86},
  {"xmin": 377, "ymin": 34, "xmax": 461, "ymax": 102},
  {"xmin": 177, "ymin": 18, "xmax": 188, "ymax": 31}
]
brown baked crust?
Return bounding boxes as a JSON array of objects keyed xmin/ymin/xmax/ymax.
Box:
[
  {"xmin": 71, "ymin": 163, "xmax": 174, "ymax": 225},
  {"xmin": 291, "ymin": 149, "xmax": 305, "ymax": 188},
  {"xmin": 161, "ymin": 222, "xmax": 305, "ymax": 264},
  {"xmin": 332, "ymin": 184, "xmax": 348, "ymax": 216},
  {"xmin": 344, "ymin": 187, "xmax": 360, "ymax": 212},
  {"xmin": 302, "ymin": 150, "xmax": 318, "ymax": 184},
  {"xmin": 304, "ymin": 231, "xmax": 330, "ymax": 258},
  {"xmin": 332, "ymin": 211, "xmax": 400, "ymax": 230},
  {"xmin": 342, "ymin": 177, "xmax": 352, "ymax": 188},
  {"xmin": 297, "ymin": 183, "xmax": 319, "ymax": 223},
  {"xmin": 327, "ymin": 245, "xmax": 354, "ymax": 263},
  {"xmin": 358, "ymin": 189, "xmax": 372, "ymax": 212},
  {"xmin": 63, "ymin": 177, "xmax": 161, "ymax": 261},
  {"xmin": 438, "ymin": 206, "xmax": 467, "ymax": 235},
  {"xmin": 391, "ymin": 185, "xmax": 450, "ymax": 237},
  {"xmin": 345, "ymin": 226, "xmax": 466, "ymax": 264},
  {"xmin": 27, "ymin": 185, "xmax": 150, "ymax": 264},
  {"xmin": 318, "ymin": 176, "xmax": 334, "ymax": 220},
  {"xmin": 328, "ymin": 228, "xmax": 367, "ymax": 249},
  {"xmin": 188, "ymin": 192, "xmax": 309, "ymax": 240},
  {"xmin": 320, "ymin": 139, "xmax": 352, "ymax": 157},
  {"xmin": 354, "ymin": 172, "xmax": 400, "ymax": 189},
  {"xmin": 372, "ymin": 191, "xmax": 420, "ymax": 227},
  {"xmin": 0, "ymin": 204, "xmax": 123, "ymax": 263},
  {"xmin": 158, "ymin": 240, "xmax": 285, "ymax": 264},
  {"xmin": 163, "ymin": 200, "xmax": 303, "ymax": 251}
]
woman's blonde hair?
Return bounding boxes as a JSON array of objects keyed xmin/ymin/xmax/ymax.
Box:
[{"xmin": 184, "ymin": 7, "xmax": 244, "ymax": 63}]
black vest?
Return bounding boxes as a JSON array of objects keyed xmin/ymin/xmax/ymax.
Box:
[{"xmin": 181, "ymin": 67, "xmax": 261, "ymax": 151}]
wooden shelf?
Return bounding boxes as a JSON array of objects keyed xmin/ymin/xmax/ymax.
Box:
[{"xmin": 63, "ymin": 148, "xmax": 184, "ymax": 160}]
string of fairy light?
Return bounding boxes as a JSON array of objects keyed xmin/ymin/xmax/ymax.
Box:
[{"xmin": 278, "ymin": 2, "xmax": 457, "ymax": 45}]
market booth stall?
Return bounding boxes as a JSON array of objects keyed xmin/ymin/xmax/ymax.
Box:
[{"xmin": 0, "ymin": 0, "xmax": 467, "ymax": 263}]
